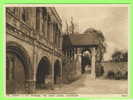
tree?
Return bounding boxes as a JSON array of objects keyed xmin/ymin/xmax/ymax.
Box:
[
  {"xmin": 112, "ymin": 50, "xmax": 122, "ymax": 62},
  {"xmin": 123, "ymin": 52, "xmax": 128, "ymax": 62},
  {"xmin": 84, "ymin": 28, "xmax": 107, "ymax": 62},
  {"xmin": 112, "ymin": 50, "xmax": 128, "ymax": 62}
]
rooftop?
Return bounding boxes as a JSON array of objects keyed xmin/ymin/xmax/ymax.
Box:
[
  {"xmin": 69, "ymin": 33, "xmax": 99, "ymax": 47},
  {"xmin": 62, "ymin": 30, "xmax": 99, "ymax": 50}
]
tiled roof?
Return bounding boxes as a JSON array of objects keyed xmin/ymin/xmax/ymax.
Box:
[
  {"xmin": 69, "ymin": 33, "xmax": 99, "ymax": 47},
  {"xmin": 62, "ymin": 28, "xmax": 100, "ymax": 49}
]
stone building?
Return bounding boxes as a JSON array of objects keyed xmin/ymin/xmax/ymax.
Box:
[{"xmin": 6, "ymin": 7, "xmax": 62, "ymax": 94}]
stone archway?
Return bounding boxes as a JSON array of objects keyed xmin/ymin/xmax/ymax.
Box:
[
  {"xmin": 36, "ymin": 56, "xmax": 50, "ymax": 89},
  {"xmin": 81, "ymin": 49, "xmax": 91, "ymax": 74},
  {"xmin": 6, "ymin": 42, "xmax": 32, "ymax": 94},
  {"xmin": 54, "ymin": 60, "xmax": 61, "ymax": 84}
]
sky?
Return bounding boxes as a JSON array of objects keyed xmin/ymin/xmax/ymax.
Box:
[{"xmin": 55, "ymin": 5, "xmax": 129, "ymax": 61}]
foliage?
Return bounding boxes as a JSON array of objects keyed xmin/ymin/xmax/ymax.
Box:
[
  {"xmin": 103, "ymin": 62, "xmax": 128, "ymax": 80},
  {"xmin": 106, "ymin": 70, "xmax": 128, "ymax": 80},
  {"xmin": 95, "ymin": 63, "xmax": 104, "ymax": 77},
  {"xmin": 112, "ymin": 50, "xmax": 128, "ymax": 62},
  {"xmin": 84, "ymin": 28, "xmax": 107, "ymax": 62}
]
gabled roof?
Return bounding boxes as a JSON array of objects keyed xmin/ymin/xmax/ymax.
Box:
[
  {"xmin": 69, "ymin": 33, "xmax": 99, "ymax": 47},
  {"xmin": 62, "ymin": 33, "xmax": 99, "ymax": 50},
  {"xmin": 62, "ymin": 28, "xmax": 101, "ymax": 50}
]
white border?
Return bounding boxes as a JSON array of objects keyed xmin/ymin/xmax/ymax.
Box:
[
  {"xmin": 5, "ymin": 4, "xmax": 129, "ymax": 7},
  {"xmin": 4, "ymin": 4, "xmax": 129, "ymax": 98}
]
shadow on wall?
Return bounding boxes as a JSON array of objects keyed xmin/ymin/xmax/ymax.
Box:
[{"xmin": 62, "ymin": 56, "xmax": 81, "ymax": 84}]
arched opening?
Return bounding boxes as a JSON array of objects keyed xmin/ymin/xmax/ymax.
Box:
[
  {"xmin": 36, "ymin": 57, "xmax": 50, "ymax": 89},
  {"xmin": 6, "ymin": 42, "xmax": 31, "ymax": 94},
  {"xmin": 54, "ymin": 60, "xmax": 61, "ymax": 84},
  {"xmin": 81, "ymin": 49, "xmax": 91, "ymax": 74}
]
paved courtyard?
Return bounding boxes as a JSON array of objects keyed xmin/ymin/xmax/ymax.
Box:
[{"xmin": 35, "ymin": 73, "xmax": 128, "ymax": 95}]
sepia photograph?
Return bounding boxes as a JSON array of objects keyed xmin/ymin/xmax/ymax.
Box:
[{"xmin": 5, "ymin": 4, "xmax": 129, "ymax": 97}]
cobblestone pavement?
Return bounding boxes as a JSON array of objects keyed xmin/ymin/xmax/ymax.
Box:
[{"xmin": 35, "ymin": 73, "xmax": 128, "ymax": 95}]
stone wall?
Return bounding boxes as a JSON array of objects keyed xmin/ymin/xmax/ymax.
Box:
[{"xmin": 62, "ymin": 54, "xmax": 82, "ymax": 83}]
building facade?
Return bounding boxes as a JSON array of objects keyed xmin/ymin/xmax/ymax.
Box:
[{"xmin": 6, "ymin": 7, "xmax": 62, "ymax": 94}]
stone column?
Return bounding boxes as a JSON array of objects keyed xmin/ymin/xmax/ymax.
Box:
[
  {"xmin": 91, "ymin": 47, "xmax": 96, "ymax": 80},
  {"xmin": 69, "ymin": 48, "xmax": 72, "ymax": 58},
  {"xmin": 66, "ymin": 49, "xmax": 68, "ymax": 57},
  {"xmin": 47, "ymin": 21, "xmax": 50, "ymax": 40},
  {"xmin": 32, "ymin": 42, "xmax": 38, "ymax": 93},
  {"xmin": 50, "ymin": 22, "xmax": 53, "ymax": 43},
  {"xmin": 74, "ymin": 48, "xmax": 76, "ymax": 59},
  {"xmin": 60, "ymin": 33, "xmax": 62, "ymax": 49},
  {"xmin": 44, "ymin": 17, "xmax": 48, "ymax": 38},
  {"xmin": 60, "ymin": 59, "xmax": 63, "ymax": 84},
  {"xmin": 76, "ymin": 48, "xmax": 82, "ymax": 76},
  {"xmin": 51, "ymin": 48, "xmax": 55, "ymax": 90},
  {"xmin": 48, "ymin": 21, "xmax": 52, "ymax": 41},
  {"xmin": 25, "ymin": 79, "xmax": 35, "ymax": 94},
  {"xmin": 77, "ymin": 48, "xmax": 81, "ymax": 58},
  {"xmin": 68, "ymin": 49, "xmax": 70, "ymax": 58}
]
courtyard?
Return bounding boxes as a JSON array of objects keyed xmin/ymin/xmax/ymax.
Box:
[{"xmin": 35, "ymin": 73, "xmax": 128, "ymax": 95}]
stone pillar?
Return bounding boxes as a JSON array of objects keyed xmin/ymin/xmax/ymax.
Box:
[
  {"xmin": 64, "ymin": 50, "xmax": 67, "ymax": 56},
  {"xmin": 91, "ymin": 47, "xmax": 96, "ymax": 80},
  {"xmin": 48, "ymin": 21, "xmax": 52, "ymax": 41},
  {"xmin": 32, "ymin": 42, "xmax": 38, "ymax": 93},
  {"xmin": 50, "ymin": 22, "xmax": 53, "ymax": 43},
  {"xmin": 51, "ymin": 49, "xmax": 55, "ymax": 90},
  {"xmin": 25, "ymin": 80, "xmax": 35, "ymax": 94},
  {"xmin": 60, "ymin": 34, "xmax": 62, "ymax": 50},
  {"xmin": 66, "ymin": 49, "xmax": 68, "ymax": 57},
  {"xmin": 76, "ymin": 48, "xmax": 82, "ymax": 76},
  {"xmin": 44, "ymin": 18, "xmax": 48, "ymax": 38},
  {"xmin": 60, "ymin": 59, "xmax": 63, "ymax": 84},
  {"xmin": 47, "ymin": 21, "xmax": 50, "ymax": 40},
  {"xmin": 74, "ymin": 48, "xmax": 76, "ymax": 59},
  {"xmin": 70, "ymin": 49, "xmax": 71, "ymax": 58},
  {"xmin": 77, "ymin": 48, "xmax": 81, "ymax": 58},
  {"xmin": 10, "ymin": 56, "xmax": 14, "ymax": 81},
  {"xmin": 68, "ymin": 49, "xmax": 70, "ymax": 57}
]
